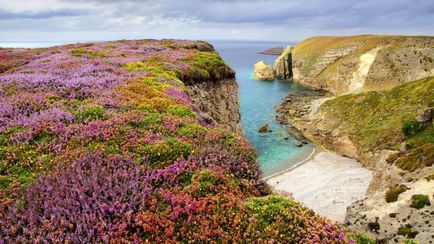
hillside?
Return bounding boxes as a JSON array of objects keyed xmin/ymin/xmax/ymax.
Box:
[
  {"xmin": 291, "ymin": 35, "xmax": 434, "ymax": 95},
  {"xmin": 0, "ymin": 40, "xmax": 352, "ymax": 242},
  {"xmin": 274, "ymin": 34, "xmax": 434, "ymax": 243}
]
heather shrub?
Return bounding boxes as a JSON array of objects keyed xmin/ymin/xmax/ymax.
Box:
[{"xmin": 0, "ymin": 152, "xmax": 151, "ymax": 242}]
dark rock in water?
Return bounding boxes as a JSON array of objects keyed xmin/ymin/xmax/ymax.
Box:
[
  {"xmin": 415, "ymin": 108, "xmax": 433, "ymax": 123},
  {"xmin": 294, "ymin": 141, "xmax": 303, "ymax": 147},
  {"xmin": 284, "ymin": 137, "xmax": 289, "ymax": 140},
  {"xmin": 259, "ymin": 124, "xmax": 270, "ymax": 133}
]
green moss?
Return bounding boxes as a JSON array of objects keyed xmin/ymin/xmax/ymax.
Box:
[
  {"xmin": 410, "ymin": 194, "xmax": 431, "ymax": 209},
  {"xmin": 321, "ymin": 77, "xmax": 434, "ymax": 151},
  {"xmin": 385, "ymin": 185, "xmax": 409, "ymax": 202}
]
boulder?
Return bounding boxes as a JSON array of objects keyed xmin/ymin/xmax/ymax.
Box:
[
  {"xmin": 258, "ymin": 123, "xmax": 270, "ymax": 133},
  {"xmin": 415, "ymin": 108, "xmax": 433, "ymax": 123},
  {"xmin": 254, "ymin": 61, "xmax": 275, "ymax": 81}
]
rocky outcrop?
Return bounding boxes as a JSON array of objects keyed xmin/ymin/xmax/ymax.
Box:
[
  {"xmin": 291, "ymin": 35, "xmax": 434, "ymax": 95},
  {"xmin": 346, "ymin": 179, "xmax": 434, "ymax": 243},
  {"xmin": 186, "ymin": 78, "xmax": 242, "ymax": 134},
  {"xmin": 253, "ymin": 61, "xmax": 275, "ymax": 81},
  {"xmin": 274, "ymin": 46, "xmax": 293, "ymax": 80}
]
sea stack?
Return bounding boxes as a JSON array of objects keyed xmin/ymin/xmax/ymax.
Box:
[{"xmin": 253, "ymin": 61, "xmax": 275, "ymax": 81}]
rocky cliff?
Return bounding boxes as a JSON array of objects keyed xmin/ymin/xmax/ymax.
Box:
[
  {"xmin": 274, "ymin": 46, "xmax": 293, "ymax": 80},
  {"xmin": 276, "ymin": 35, "xmax": 434, "ymax": 242},
  {"xmin": 291, "ymin": 35, "xmax": 434, "ymax": 95},
  {"xmin": 186, "ymin": 77, "xmax": 242, "ymax": 134}
]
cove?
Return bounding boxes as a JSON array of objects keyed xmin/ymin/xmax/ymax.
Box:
[{"xmin": 212, "ymin": 41, "xmax": 314, "ymax": 177}]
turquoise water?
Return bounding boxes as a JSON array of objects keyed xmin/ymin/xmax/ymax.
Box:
[{"xmin": 212, "ymin": 41, "xmax": 314, "ymax": 177}]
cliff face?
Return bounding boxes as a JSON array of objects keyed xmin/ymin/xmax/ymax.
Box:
[
  {"xmin": 274, "ymin": 46, "xmax": 293, "ymax": 80},
  {"xmin": 291, "ymin": 35, "xmax": 434, "ymax": 95},
  {"xmin": 186, "ymin": 78, "xmax": 242, "ymax": 134}
]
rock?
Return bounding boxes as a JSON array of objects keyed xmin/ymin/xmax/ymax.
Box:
[
  {"xmin": 291, "ymin": 35, "xmax": 434, "ymax": 95},
  {"xmin": 293, "ymin": 141, "xmax": 303, "ymax": 147},
  {"xmin": 415, "ymin": 108, "xmax": 433, "ymax": 123},
  {"xmin": 258, "ymin": 124, "xmax": 270, "ymax": 133},
  {"xmin": 254, "ymin": 61, "xmax": 275, "ymax": 81},
  {"xmin": 274, "ymin": 46, "xmax": 293, "ymax": 80}
]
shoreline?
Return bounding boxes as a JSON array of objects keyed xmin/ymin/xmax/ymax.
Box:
[
  {"xmin": 265, "ymin": 149, "xmax": 373, "ymax": 222},
  {"xmin": 262, "ymin": 147, "xmax": 318, "ymax": 181}
]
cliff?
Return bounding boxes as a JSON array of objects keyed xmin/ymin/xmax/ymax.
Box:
[
  {"xmin": 0, "ymin": 40, "xmax": 350, "ymax": 242},
  {"xmin": 291, "ymin": 35, "xmax": 434, "ymax": 95},
  {"xmin": 274, "ymin": 46, "xmax": 293, "ymax": 80},
  {"xmin": 275, "ymin": 35, "xmax": 434, "ymax": 242}
]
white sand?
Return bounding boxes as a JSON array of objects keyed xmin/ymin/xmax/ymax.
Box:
[{"xmin": 266, "ymin": 151, "xmax": 372, "ymax": 222}]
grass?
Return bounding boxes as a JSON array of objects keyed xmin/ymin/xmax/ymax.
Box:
[{"xmin": 321, "ymin": 76, "xmax": 434, "ymax": 151}]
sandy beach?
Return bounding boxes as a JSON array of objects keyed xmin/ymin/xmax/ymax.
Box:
[{"xmin": 266, "ymin": 151, "xmax": 372, "ymax": 222}]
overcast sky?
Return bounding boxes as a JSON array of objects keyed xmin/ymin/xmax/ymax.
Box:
[{"xmin": 0, "ymin": 0, "xmax": 433, "ymax": 43}]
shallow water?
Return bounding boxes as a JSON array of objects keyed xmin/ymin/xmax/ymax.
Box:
[{"xmin": 212, "ymin": 41, "xmax": 314, "ymax": 177}]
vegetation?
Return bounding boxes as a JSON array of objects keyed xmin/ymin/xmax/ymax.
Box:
[
  {"xmin": 410, "ymin": 194, "xmax": 431, "ymax": 209},
  {"xmin": 0, "ymin": 40, "xmax": 349, "ymax": 242},
  {"xmin": 385, "ymin": 185, "xmax": 409, "ymax": 202},
  {"xmin": 322, "ymin": 76, "xmax": 434, "ymax": 151}
]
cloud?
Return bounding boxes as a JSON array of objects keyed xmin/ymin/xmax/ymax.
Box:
[
  {"xmin": 0, "ymin": 0, "xmax": 433, "ymax": 42},
  {"xmin": 0, "ymin": 8, "xmax": 87, "ymax": 19}
]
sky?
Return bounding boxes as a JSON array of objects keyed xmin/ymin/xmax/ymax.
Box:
[{"xmin": 0, "ymin": 0, "xmax": 433, "ymax": 43}]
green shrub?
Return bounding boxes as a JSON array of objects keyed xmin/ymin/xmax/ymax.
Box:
[
  {"xmin": 140, "ymin": 138, "xmax": 193, "ymax": 168},
  {"xmin": 402, "ymin": 120, "xmax": 423, "ymax": 137},
  {"xmin": 410, "ymin": 194, "xmax": 431, "ymax": 209},
  {"xmin": 190, "ymin": 170, "xmax": 218, "ymax": 197},
  {"xmin": 75, "ymin": 106, "xmax": 106, "ymax": 123},
  {"xmin": 166, "ymin": 105, "xmax": 195, "ymax": 118},
  {"xmin": 177, "ymin": 124, "xmax": 207, "ymax": 138},
  {"xmin": 385, "ymin": 185, "xmax": 409, "ymax": 202},
  {"xmin": 141, "ymin": 113, "xmax": 161, "ymax": 127},
  {"xmin": 70, "ymin": 48, "xmax": 106, "ymax": 57},
  {"xmin": 348, "ymin": 233, "xmax": 375, "ymax": 244}
]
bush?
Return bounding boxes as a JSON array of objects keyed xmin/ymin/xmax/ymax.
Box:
[
  {"xmin": 75, "ymin": 106, "xmax": 106, "ymax": 123},
  {"xmin": 141, "ymin": 138, "xmax": 193, "ymax": 168},
  {"xmin": 348, "ymin": 233, "xmax": 375, "ymax": 244},
  {"xmin": 385, "ymin": 185, "xmax": 409, "ymax": 202},
  {"xmin": 0, "ymin": 152, "xmax": 152, "ymax": 242},
  {"xmin": 167, "ymin": 105, "xmax": 196, "ymax": 118},
  {"xmin": 410, "ymin": 194, "xmax": 431, "ymax": 209},
  {"xmin": 402, "ymin": 120, "xmax": 423, "ymax": 136}
]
